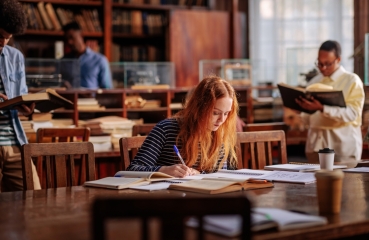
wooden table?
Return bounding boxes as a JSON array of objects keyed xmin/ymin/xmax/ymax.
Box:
[{"xmin": 1, "ymin": 173, "xmax": 369, "ymax": 240}]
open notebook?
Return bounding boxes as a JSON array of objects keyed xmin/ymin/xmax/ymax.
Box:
[
  {"xmin": 264, "ymin": 163, "xmax": 347, "ymax": 172},
  {"xmin": 205, "ymin": 169, "xmax": 317, "ymax": 184},
  {"xmin": 186, "ymin": 208, "xmax": 327, "ymax": 237},
  {"xmin": 84, "ymin": 171, "xmax": 175, "ymax": 190}
]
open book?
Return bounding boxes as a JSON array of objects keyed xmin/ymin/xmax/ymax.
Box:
[
  {"xmin": 264, "ymin": 163, "xmax": 347, "ymax": 172},
  {"xmin": 186, "ymin": 208, "xmax": 327, "ymax": 237},
  {"xmin": 0, "ymin": 88, "xmax": 73, "ymax": 112},
  {"xmin": 168, "ymin": 178, "xmax": 274, "ymax": 195},
  {"xmin": 84, "ymin": 171, "xmax": 175, "ymax": 190},
  {"xmin": 206, "ymin": 169, "xmax": 317, "ymax": 184},
  {"xmin": 277, "ymin": 83, "xmax": 346, "ymax": 113}
]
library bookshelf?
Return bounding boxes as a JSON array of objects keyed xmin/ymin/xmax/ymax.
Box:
[{"xmin": 16, "ymin": 0, "xmax": 247, "ymax": 87}]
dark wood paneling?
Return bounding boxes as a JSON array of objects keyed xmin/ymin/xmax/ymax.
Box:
[
  {"xmin": 169, "ymin": 10, "xmax": 230, "ymax": 87},
  {"xmin": 354, "ymin": 0, "xmax": 369, "ymax": 81}
]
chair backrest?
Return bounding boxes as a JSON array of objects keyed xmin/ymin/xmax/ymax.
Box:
[
  {"xmin": 21, "ymin": 142, "xmax": 96, "ymax": 190},
  {"xmin": 236, "ymin": 130, "xmax": 287, "ymax": 169},
  {"xmin": 132, "ymin": 124, "xmax": 155, "ymax": 136},
  {"xmin": 92, "ymin": 195, "xmax": 251, "ymax": 240},
  {"xmin": 119, "ymin": 136, "xmax": 147, "ymax": 170},
  {"xmin": 36, "ymin": 127, "xmax": 91, "ymax": 187},
  {"xmin": 243, "ymin": 122, "xmax": 288, "ymax": 133},
  {"xmin": 37, "ymin": 127, "xmax": 90, "ymax": 143}
]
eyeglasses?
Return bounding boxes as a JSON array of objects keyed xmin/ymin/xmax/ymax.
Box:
[{"xmin": 314, "ymin": 59, "xmax": 337, "ymax": 69}]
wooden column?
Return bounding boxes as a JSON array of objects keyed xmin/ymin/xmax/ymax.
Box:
[
  {"xmin": 104, "ymin": 0, "xmax": 112, "ymax": 61},
  {"xmin": 354, "ymin": 0, "xmax": 369, "ymax": 82}
]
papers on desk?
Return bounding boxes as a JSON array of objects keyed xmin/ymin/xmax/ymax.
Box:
[
  {"xmin": 207, "ymin": 169, "xmax": 316, "ymax": 184},
  {"xmin": 343, "ymin": 167, "xmax": 369, "ymax": 173},
  {"xmin": 186, "ymin": 208, "xmax": 327, "ymax": 237},
  {"xmin": 264, "ymin": 163, "xmax": 347, "ymax": 172}
]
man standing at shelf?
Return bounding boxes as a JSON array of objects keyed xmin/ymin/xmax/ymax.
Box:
[
  {"xmin": 0, "ymin": 0, "xmax": 41, "ymax": 191},
  {"xmin": 296, "ymin": 40, "xmax": 364, "ymax": 166},
  {"xmin": 62, "ymin": 22, "xmax": 113, "ymax": 89}
]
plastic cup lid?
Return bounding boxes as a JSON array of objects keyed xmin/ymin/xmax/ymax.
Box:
[{"xmin": 318, "ymin": 148, "xmax": 334, "ymax": 153}]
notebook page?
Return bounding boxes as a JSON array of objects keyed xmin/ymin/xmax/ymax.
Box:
[
  {"xmin": 254, "ymin": 171, "xmax": 316, "ymax": 184},
  {"xmin": 129, "ymin": 179, "xmax": 186, "ymax": 191}
]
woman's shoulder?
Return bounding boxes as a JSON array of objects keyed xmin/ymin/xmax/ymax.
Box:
[{"xmin": 155, "ymin": 118, "xmax": 179, "ymax": 128}]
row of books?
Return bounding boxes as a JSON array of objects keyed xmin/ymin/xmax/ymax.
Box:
[
  {"xmin": 22, "ymin": 2, "xmax": 102, "ymax": 32},
  {"xmin": 112, "ymin": 10, "xmax": 165, "ymax": 35},
  {"xmin": 111, "ymin": 44, "xmax": 164, "ymax": 62},
  {"xmin": 113, "ymin": 0, "xmax": 205, "ymax": 6}
]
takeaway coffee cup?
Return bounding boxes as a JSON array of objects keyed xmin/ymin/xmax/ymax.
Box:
[
  {"xmin": 318, "ymin": 148, "xmax": 335, "ymax": 170},
  {"xmin": 315, "ymin": 170, "xmax": 344, "ymax": 214}
]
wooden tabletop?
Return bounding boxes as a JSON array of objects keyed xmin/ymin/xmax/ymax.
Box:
[{"xmin": 1, "ymin": 172, "xmax": 369, "ymax": 240}]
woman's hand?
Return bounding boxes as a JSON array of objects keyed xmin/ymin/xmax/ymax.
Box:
[
  {"xmin": 159, "ymin": 164, "xmax": 194, "ymax": 178},
  {"xmin": 15, "ymin": 102, "xmax": 35, "ymax": 116}
]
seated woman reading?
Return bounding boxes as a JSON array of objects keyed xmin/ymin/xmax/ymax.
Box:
[{"xmin": 126, "ymin": 76, "xmax": 239, "ymax": 177}]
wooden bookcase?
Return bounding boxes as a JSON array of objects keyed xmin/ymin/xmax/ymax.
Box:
[{"xmin": 16, "ymin": 0, "xmax": 246, "ymax": 87}]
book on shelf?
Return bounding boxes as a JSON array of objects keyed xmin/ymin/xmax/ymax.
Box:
[
  {"xmin": 186, "ymin": 207, "xmax": 327, "ymax": 237},
  {"xmin": 277, "ymin": 83, "xmax": 346, "ymax": 114},
  {"xmin": 205, "ymin": 169, "xmax": 317, "ymax": 184},
  {"xmin": 264, "ymin": 163, "xmax": 347, "ymax": 172},
  {"xmin": 37, "ymin": 2, "xmax": 53, "ymax": 30},
  {"xmin": 45, "ymin": 3, "xmax": 61, "ymax": 30},
  {"xmin": 168, "ymin": 178, "xmax": 274, "ymax": 195},
  {"xmin": 31, "ymin": 112, "xmax": 53, "ymax": 122},
  {"xmin": 0, "ymin": 88, "xmax": 73, "ymax": 113}
]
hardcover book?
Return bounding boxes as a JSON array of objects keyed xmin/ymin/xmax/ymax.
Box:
[
  {"xmin": 0, "ymin": 88, "xmax": 73, "ymax": 113},
  {"xmin": 277, "ymin": 83, "xmax": 346, "ymax": 114},
  {"xmin": 168, "ymin": 178, "xmax": 274, "ymax": 194}
]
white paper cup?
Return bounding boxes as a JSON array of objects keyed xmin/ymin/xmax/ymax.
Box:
[{"xmin": 318, "ymin": 148, "xmax": 335, "ymax": 171}]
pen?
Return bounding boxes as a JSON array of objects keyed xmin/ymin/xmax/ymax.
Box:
[
  {"xmin": 247, "ymin": 179, "xmax": 268, "ymax": 184},
  {"xmin": 173, "ymin": 145, "xmax": 186, "ymax": 165}
]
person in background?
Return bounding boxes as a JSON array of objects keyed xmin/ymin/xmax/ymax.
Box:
[
  {"xmin": 62, "ymin": 22, "xmax": 113, "ymax": 89},
  {"xmin": 296, "ymin": 40, "xmax": 364, "ymax": 166},
  {"xmin": 0, "ymin": 0, "xmax": 41, "ymax": 191},
  {"xmin": 127, "ymin": 76, "xmax": 239, "ymax": 177}
]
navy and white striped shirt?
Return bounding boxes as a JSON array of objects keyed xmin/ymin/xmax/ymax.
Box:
[
  {"xmin": 0, "ymin": 76, "xmax": 18, "ymax": 146},
  {"xmin": 126, "ymin": 118, "xmax": 229, "ymax": 173}
]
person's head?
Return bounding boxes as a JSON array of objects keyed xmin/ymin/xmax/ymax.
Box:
[
  {"xmin": 176, "ymin": 76, "xmax": 239, "ymax": 171},
  {"xmin": 316, "ymin": 40, "xmax": 341, "ymax": 77},
  {"xmin": 62, "ymin": 22, "xmax": 86, "ymax": 55},
  {"xmin": 0, "ymin": 0, "xmax": 27, "ymax": 51}
]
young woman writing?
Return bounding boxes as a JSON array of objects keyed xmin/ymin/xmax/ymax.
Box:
[{"xmin": 126, "ymin": 76, "xmax": 239, "ymax": 177}]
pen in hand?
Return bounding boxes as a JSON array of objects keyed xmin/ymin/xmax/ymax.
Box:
[{"xmin": 173, "ymin": 145, "xmax": 186, "ymax": 165}]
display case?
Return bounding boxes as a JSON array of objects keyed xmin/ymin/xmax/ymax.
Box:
[
  {"xmin": 285, "ymin": 47, "xmax": 318, "ymax": 86},
  {"xmin": 110, "ymin": 62, "xmax": 175, "ymax": 89},
  {"xmin": 25, "ymin": 58, "xmax": 81, "ymax": 89},
  {"xmin": 199, "ymin": 59, "xmax": 266, "ymax": 87}
]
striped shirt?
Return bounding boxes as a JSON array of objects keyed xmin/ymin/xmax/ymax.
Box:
[
  {"xmin": 126, "ymin": 118, "xmax": 229, "ymax": 173},
  {"xmin": 0, "ymin": 76, "xmax": 18, "ymax": 146}
]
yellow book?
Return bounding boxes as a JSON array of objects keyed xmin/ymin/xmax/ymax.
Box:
[{"xmin": 168, "ymin": 179, "xmax": 273, "ymax": 195}]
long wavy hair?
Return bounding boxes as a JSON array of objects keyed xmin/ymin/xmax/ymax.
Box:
[{"xmin": 174, "ymin": 76, "xmax": 239, "ymax": 171}]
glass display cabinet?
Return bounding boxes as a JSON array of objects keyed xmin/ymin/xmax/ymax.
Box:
[
  {"xmin": 25, "ymin": 58, "xmax": 81, "ymax": 89},
  {"xmin": 110, "ymin": 62, "xmax": 175, "ymax": 89}
]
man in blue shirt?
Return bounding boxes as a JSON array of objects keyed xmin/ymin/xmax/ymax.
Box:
[
  {"xmin": 62, "ymin": 22, "xmax": 113, "ymax": 89},
  {"xmin": 0, "ymin": 0, "xmax": 41, "ymax": 191}
]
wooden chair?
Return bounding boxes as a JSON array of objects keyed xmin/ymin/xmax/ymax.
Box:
[
  {"xmin": 243, "ymin": 122, "xmax": 289, "ymax": 133},
  {"xmin": 36, "ymin": 127, "xmax": 90, "ymax": 143},
  {"xmin": 92, "ymin": 195, "xmax": 251, "ymax": 240},
  {"xmin": 119, "ymin": 136, "xmax": 147, "ymax": 170},
  {"xmin": 236, "ymin": 130, "xmax": 287, "ymax": 169},
  {"xmin": 132, "ymin": 123, "xmax": 155, "ymax": 136},
  {"xmin": 36, "ymin": 127, "xmax": 91, "ymax": 187},
  {"xmin": 21, "ymin": 142, "xmax": 96, "ymax": 190}
]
